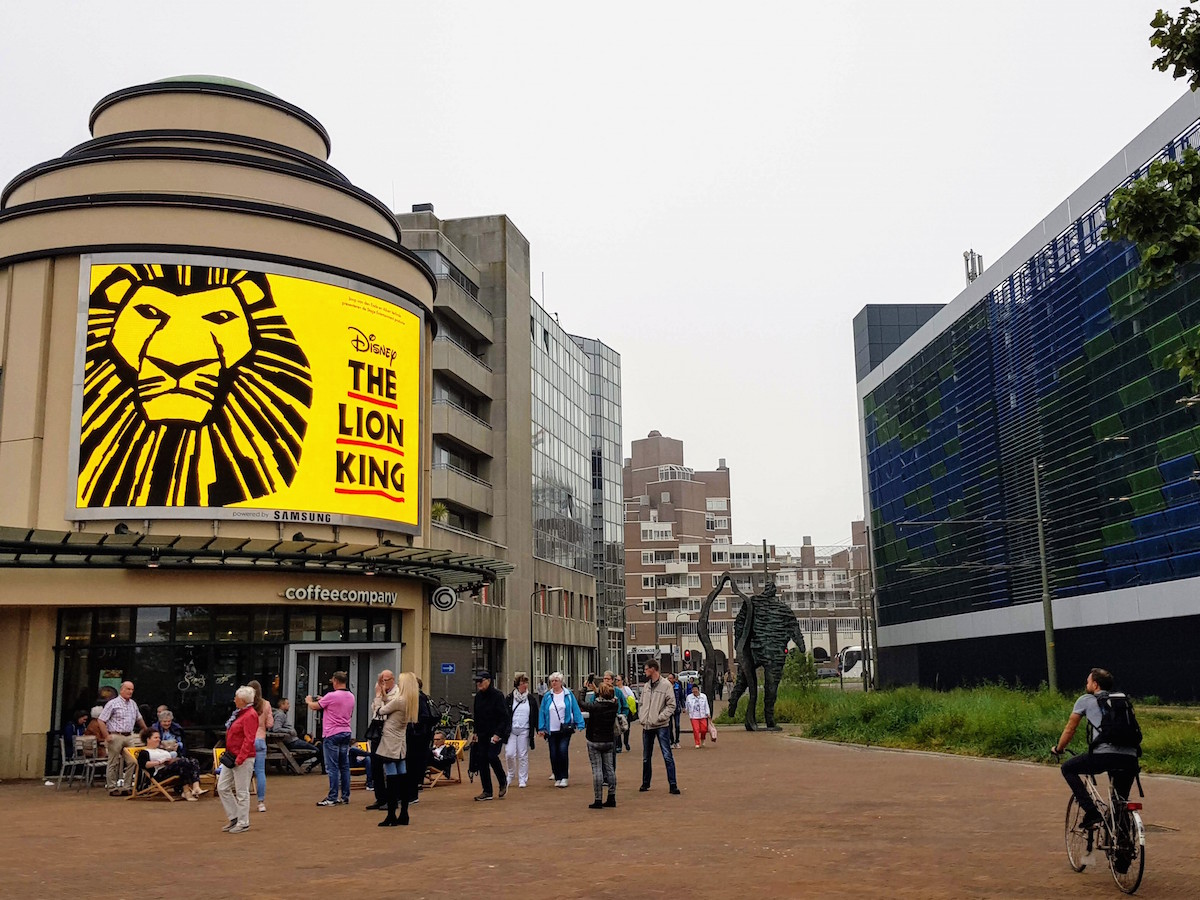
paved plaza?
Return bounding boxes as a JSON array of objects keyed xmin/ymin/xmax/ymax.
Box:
[{"xmin": 8, "ymin": 723, "xmax": 1199, "ymax": 899}]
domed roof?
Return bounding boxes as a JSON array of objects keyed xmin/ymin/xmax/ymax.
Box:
[{"xmin": 152, "ymin": 74, "xmax": 279, "ymax": 98}]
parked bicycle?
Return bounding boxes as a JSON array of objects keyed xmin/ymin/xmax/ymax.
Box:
[
  {"xmin": 433, "ymin": 699, "xmax": 476, "ymax": 741},
  {"xmin": 1056, "ymin": 749, "xmax": 1145, "ymax": 894}
]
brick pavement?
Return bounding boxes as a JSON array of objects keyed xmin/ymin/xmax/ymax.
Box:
[{"xmin": 6, "ymin": 723, "xmax": 1198, "ymax": 899}]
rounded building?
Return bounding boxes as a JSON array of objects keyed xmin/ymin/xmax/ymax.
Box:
[{"xmin": 0, "ymin": 77, "xmax": 509, "ymax": 777}]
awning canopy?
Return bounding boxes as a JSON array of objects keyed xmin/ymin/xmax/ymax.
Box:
[{"xmin": 0, "ymin": 525, "xmax": 513, "ymax": 588}]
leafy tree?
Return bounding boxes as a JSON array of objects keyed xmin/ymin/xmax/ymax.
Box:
[
  {"xmin": 1151, "ymin": 2, "xmax": 1200, "ymax": 89},
  {"xmin": 430, "ymin": 501, "xmax": 449, "ymax": 523},
  {"xmin": 1105, "ymin": 4, "xmax": 1200, "ymax": 393},
  {"xmin": 780, "ymin": 649, "xmax": 818, "ymax": 689}
]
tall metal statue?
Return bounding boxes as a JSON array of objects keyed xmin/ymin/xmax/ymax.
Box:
[{"xmin": 725, "ymin": 578, "xmax": 804, "ymax": 731}]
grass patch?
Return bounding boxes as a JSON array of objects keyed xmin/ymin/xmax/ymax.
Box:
[{"xmin": 718, "ymin": 685, "xmax": 1200, "ymax": 776}]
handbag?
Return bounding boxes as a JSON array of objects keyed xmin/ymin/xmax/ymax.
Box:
[
  {"xmin": 709, "ymin": 720, "xmax": 718, "ymax": 742},
  {"xmin": 555, "ymin": 701, "xmax": 575, "ymax": 735},
  {"xmin": 614, "ymin": 712, "xmax": 629, "ymax": 739},
  {"xmin": 365, "ymin": 716, "xmax": 385, "ymax": 744},
  {"xmin": 219, "ymin": 749, "xmax": 236, "ymax": 768}
]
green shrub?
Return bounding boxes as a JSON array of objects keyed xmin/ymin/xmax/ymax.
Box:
[{"xmin": 719, "ymin": 683, "xmax": 1200, "ymax": 776}]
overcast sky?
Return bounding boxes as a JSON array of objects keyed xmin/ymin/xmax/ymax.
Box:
[{"xmin": 0, "ymin": 2, "xmax": 1188, "ymax": 546}]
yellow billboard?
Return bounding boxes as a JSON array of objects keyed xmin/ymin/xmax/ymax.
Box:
[{"xmin": 69, "ymin": 258, "xmax": 423, "ymax": 531}]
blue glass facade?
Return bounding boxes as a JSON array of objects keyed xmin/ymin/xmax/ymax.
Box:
[{"xmin": 862, "ymin": 116, "xmax": 1200, "ymax": 639}]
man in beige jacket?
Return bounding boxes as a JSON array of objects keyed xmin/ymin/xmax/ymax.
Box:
[{"xmin": 638, "ymin": 660, "xmax": 679, "ymax": 794}]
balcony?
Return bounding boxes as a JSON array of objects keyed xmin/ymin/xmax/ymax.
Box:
[
  {"xmin": 434, "ymin": 275, "xmax": 494, "ymax": 343},
  {"xmin": 433, "ymin": 336, "xmax": 493, "ymax": 398},
  {"xmin": 663, "ymin": 561, "xmax": 688, "ymax": 575},
  {"xmin": 432, "ymin": 464, "xmax": 493, "ymax": 516},
  {"xmin": 432, "ymin": 399, "xmax": 493, "ymax": 458},
  {"xmin": 663, "ymin": 585, "xmax": 689, "ymax": 599}
]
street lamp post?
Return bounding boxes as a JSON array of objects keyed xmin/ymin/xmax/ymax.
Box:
[
  {"xmin": 530, "ymin": 586, "xmax": 564, "ymax": 688},
  {"xmin": 617, "ymin": 601, "xmax": 647, "ymax": 683}
]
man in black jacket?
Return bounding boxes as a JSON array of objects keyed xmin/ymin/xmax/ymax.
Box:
[
  {"xmin": 404, "ymin": 678, "xmax": 438, "ymax": 803},
  {"xmin": 471, "ymin": 671, "xmax": 511, "ymax": 801}
]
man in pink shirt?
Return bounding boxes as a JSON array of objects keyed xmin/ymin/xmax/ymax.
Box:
[{"xmin": 306, "ymin": 671, "xmax": 356, "ymax": 806}]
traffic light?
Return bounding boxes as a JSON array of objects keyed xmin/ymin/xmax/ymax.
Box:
[{"xmin": 684, "ymin": 650, "xmax": 691, "ymax": 663}]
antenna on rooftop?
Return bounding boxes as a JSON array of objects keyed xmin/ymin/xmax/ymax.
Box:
[{"xmin": 963, "ymin": 249, "xmax": 984, "ymax": 286}]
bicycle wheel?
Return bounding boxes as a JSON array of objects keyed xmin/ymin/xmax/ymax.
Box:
[
  {"xmin": 1064, "ymin": 796, "xmax": 1090, "ymax": 872},
  {"xmin": 1109, "ymin": 809, "xmax": 1144, "ymax": 894}
]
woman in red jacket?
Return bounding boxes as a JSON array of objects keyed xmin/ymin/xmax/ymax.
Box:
[{"xmin": 218, "ymin": 685, "xmax": 259, "ymax": 834}]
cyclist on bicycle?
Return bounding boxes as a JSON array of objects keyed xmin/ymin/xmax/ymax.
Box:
[{"xmin": 1051, "ymin": 667, "xmax": 1140, "ymax": 830}]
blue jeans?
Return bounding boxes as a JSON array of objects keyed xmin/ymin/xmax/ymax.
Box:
[
  {"xmin": 641, "ymin": 726, "xmax": 677, "ymax": 788},
  {"xmin": 322, "ymin": 732, "xmax": 352, "ymax": 801},
  {"xmin": 547, "ymin": 730, "xmax": 572, "ymax": 781},
  {"xmin": 253, "ymin": 737, "xmax": 267, "ymax": 801}
]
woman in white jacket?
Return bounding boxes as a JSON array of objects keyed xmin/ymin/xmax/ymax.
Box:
[{"xmin": 684, "ymin": 684, "xmax": 712, "ymax": 748}]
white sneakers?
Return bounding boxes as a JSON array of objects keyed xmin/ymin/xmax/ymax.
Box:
[
  {"xmin": 554, "ymin": 778, "xmax": 568, "ymax": 788},
  {"xmin": 258, "ymin": 802, "xmax": 266, "ymax": 812}
]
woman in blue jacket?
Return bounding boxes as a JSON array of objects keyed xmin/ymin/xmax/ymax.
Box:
[{"xmin": 539, "ymin": 672, "xmax": 585, "ymax": 787}]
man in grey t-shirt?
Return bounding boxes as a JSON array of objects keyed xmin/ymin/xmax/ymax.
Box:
[{"xmin": 1052, "ymin": 667, "xmax": 1139, "ymax": 829}]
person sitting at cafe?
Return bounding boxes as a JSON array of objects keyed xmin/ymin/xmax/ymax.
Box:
[
  {"xmin": 152, "ymin": 709, "xmax": 185, "ymax": 754},
  {"xmin": 269, "ymin": 698, "xmax": 319, "ymax": 753},
  {"xmin": 428, "ymin": 730, "xmax": 456, "ymax": 778},
  {"xmin": 83, "ymin": 706, "xmax": 108, "ymax": 757},
  {"xmin": 139, "ymin": 729, "xmax": 204, "ymax": 800},
  {"xmin": 63, "ymin": 709, "xmax": 90, "ymax": 757}
]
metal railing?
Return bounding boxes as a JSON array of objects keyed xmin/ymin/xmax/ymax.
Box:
[
  {"xmin": 436, "ymin": 274, "xmax": 493, "ymax": 319},
  {"xmin": 432, "ymin": 462, "xmax": 492, "ymax": 488},
  {"xmin": 431, "ymin": 520, "xmax": 507, "ymax": 550},
  {"xmin": 433, "ymin": 335, "xmax": 493, "ymax": 372},
  {"xmin": 432, "ymin": 398, "xmax": 492, "ymax": 429}
]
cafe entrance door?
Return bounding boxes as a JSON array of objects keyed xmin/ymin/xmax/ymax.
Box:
[{"xmin": 288, "ymin": 645, "xmax": 400, "ymax": 740}]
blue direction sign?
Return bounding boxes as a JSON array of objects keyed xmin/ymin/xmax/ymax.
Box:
[{"xmin": 440, "ymin": 663, "xmax": 456, "ymax": 675}]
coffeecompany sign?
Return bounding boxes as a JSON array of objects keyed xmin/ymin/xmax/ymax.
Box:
[{"xmin": 281, "ymin": 584, "xmax": 396, "ymax": 606}]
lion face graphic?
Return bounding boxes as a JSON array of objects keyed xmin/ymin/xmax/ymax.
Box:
[{"xmin": 78, "ymin": 264, "xmax": 313, "ymax": 508}]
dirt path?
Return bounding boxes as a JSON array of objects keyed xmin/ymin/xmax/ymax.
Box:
[{"xmin": 8, "ymin": 724, "xmax": 1197, "ymax": 899}]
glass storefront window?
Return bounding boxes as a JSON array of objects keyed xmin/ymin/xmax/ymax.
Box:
[
  {"xmin": 94, "ymin": 608, "xmax": 131, "ymax": 644},
  {"xmin": 348, "ymin": 616, "xmax": 368, "ymax": 642},
  {"xmin": 214, "ymin": 609, "xmax": 250, "ymax": 643},
  {"xmin": 320, "ymin": 614, "xmax": 346, "ymax": 642},
  {"xmin": 176, "ymin": 607, "xmax": 212, "ymax": 642},
  {"xmin": 290, "ymin": 613, "xmax": 317, "ymax": 642},
  {"xmin": 135, "ymin": 607, "xmax": 171, "ymax": 643},
  {"xmin": 253, "ymin": 609, "xmax": 285, "ymax": 642},
  {"xmin": 370, "ymin": 613, "xmax": 390, "ymax": 642},
  {"xmin": 60, "ymin": 609, "xmax": 92, "ymax": 645}
]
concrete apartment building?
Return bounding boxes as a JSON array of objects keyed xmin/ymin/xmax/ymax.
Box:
[
  {"xmin": 395, "ymin": 206, "xmax": 613, "ymax": 697},
  {"xmin": 623, "ymin": 431, "xmax": 742, "ymax": 677},
  {"xmin": 775, "ymin": 522, "xmax": 874, "ymax": 661}
]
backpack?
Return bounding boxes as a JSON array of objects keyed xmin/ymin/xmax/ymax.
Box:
[{"xmin": 1090, "ymin": 691, "xmax": 1143, "ymax": 757}]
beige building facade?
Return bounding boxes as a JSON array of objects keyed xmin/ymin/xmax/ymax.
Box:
[{"xmin": 0, "ymin": 78, "xmax": 513, "ymax": 778}]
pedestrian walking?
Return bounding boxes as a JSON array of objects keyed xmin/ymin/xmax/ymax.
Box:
[
  {"xmin": 685, "ymin": 683, "xmax": 712, "ymax": 748},
  {"xmin": 638, "ymin": 660, "xmax": 679, "ymax": 795},
  {"xmin": 218, "ymin": 685, "xmax": 259, "ymax": 834},
  {"xmin": 375, "ymin": 671, "xmax": 419, "ymax": 826},
  {"xmin": 505, "ymin": 672, "xmax": 538, "ymax": 788},
  {"xmin": 539, "ymin": 671, "xmax": 584, "ymax": 787},
  {"xmin": 247, "ymin": 680, "xmax": 274, "ymax": 813},
  {"xmin": 306, "ymin": 670, "xmax": 355, "ymax": 806},
  {"xmin": 615, "ymin": 674, "xmax": 635, "ymax": 752},
  {"xmin": 580, "ymin": 682, "xmax": 619, "ymax": 808},
  {"xmin": 470, "ymin": 671, "xmax": 511, "ymax": 801},
  {"xmin": 667, "ymin": 672, "xmax": 685, "ymax": 748},
  {"xmin": 97, "ymin": 680, "xmax": 147, "ymax": 794}
]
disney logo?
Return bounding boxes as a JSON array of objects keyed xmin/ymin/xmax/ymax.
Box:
[{"xmin": 348, "ymin": 327, "xmax": 397, "ymax": 364}]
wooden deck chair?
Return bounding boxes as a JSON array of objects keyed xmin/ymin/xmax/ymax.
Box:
[
  {"xmin": 197, "ymin": 747, "xmax": 220, "ymax": 799},
  {"xmin": 349, "ymin": 740, "xmax": 371, "ymax": 789},
  {"xmin": 125, "ymin": 746, "xmax": 180, "ymax": 802},
  {"xmin": 424, "ymin": 738, "xmax": 466, "ymax": 788}
]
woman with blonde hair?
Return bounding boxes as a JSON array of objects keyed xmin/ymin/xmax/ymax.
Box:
[
  {"xmin": 246, "ymin": 680, "xmax": 274, "ymax": 813},
  {"xmin": 375, "ymin": 671, "xmax": 419, "ymax": 826}
]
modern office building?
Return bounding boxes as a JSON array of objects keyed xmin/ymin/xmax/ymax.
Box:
[
  {"xmin": 0, "ymin": 77, "xmax": 523, "ymax": 779},
  {"xmin": 570, "ymin": 335, "xmax": 625, "ymax": 675},
  {"xmin": 856, "ymin": 91, "xmax": 1200, "ymax": 700},
  {"xmin": 395, "ymin": 207, "xmax": 604, "ymax": 697}
]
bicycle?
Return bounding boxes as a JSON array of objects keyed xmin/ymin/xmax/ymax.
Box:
[{"xmin": 1055, "ymin": 749, "xmax": 1145, "ymax": 894}]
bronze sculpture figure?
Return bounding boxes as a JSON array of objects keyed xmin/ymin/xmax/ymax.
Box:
[{"xmin": 725, "ymin": 579, "xmax": 804, "ymax": 731}]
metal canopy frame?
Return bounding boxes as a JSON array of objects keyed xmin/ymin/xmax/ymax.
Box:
[{"xmin": 0, "ymin": 526, "xmax": 513, "ymax": 588}]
